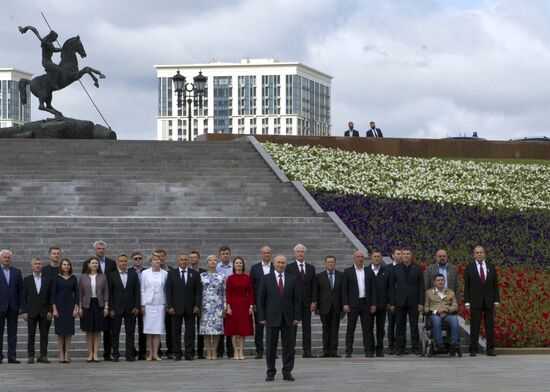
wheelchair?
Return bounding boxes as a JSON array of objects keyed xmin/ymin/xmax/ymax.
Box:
[{"xmin": 421, "ymin": 311, "xmax": 463, "ymax": 357}]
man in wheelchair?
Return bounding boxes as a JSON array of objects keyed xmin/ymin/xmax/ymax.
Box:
[{"xmin": 424, "ymin": 274, "xmax": 461, "ymax": 356}]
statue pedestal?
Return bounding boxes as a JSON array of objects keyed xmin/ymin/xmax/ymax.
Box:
[{"xmin": 0, "ymin": 117, "xmax": 116, "ymax": 139}]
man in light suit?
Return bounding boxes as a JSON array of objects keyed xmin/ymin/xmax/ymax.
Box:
[
  {"xmin": 344, "ymin": 121, "xmax": 359, "ymax": 137},
  {"xmin": 0, "ymin": 249, "xmax": 23, "ymax": 364},
  {"xmin": 316, "ymin": 255, "xmax": 343, "ymax": 358},
  {"xmin": 108, "ymin": 254, "xmax": 141, "ymax": 362},
  {"xmin": 21, "ymin": 257, "xmax": 53, "ymax": 363},
  {"xmin": 249, "ymin": 245, "xmax": 273, "ymax": 359},
  {"xmin": 424, "ymin": 274, "xmax": 460, "ymax": 354},
  {"xmin": 424, "ymin": 249, "xmax": 460, "ymax": 304},
  {"xmin": 166, "ymin": 253, "xmax": 202, "ymax": 361},
  {"xmin": 366, "ymin": 121, "xmax": 383, "ymax": 137},
  {"xmin": 464, "ymin": 245, "xmax": 500, "ymax": 357},
  {"xmin": 389, "ymin": 247, "xmax": 425, "ymax": 357},
  {"xmin": 258, "ymin": 255, "xmax": 302, "ymax": 382},
  {"xmin": 342, "ymin": 250, "xmax": 376, "ymax": 358},
  {"xmin": 286, "ymin": 243, "xmax": 317, "ymax": 358}
]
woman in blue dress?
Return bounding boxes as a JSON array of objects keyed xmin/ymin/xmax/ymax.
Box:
[
  {"xmin": 200, "ymin": 255, "xmax": 226, "ymax": 360},
  {"xmin": 51, "ymin": 259, "xmax": 79, "ymax": 363}
]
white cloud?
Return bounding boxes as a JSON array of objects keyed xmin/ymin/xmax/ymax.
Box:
[{"xmin": 2, "ymin": 0, "xmax": 550, "ymax": 140}]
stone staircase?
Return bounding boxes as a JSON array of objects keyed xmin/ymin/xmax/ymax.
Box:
[{"xmin": 0, "ymin": 137, "xmax": 466, "ymax": 358}]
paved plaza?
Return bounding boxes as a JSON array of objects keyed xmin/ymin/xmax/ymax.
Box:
[{"xmin": 1, "ymin": 355, "xmax": 549, "ymax": 392}]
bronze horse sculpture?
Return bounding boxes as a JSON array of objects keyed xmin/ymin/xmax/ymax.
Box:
[{"xmin": 19, "ymin": 29, "xmax": 105, "ymax": 118}]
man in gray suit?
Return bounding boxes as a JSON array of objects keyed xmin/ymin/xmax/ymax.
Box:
[{"xmin": 424, "ymin": 249, "xmax": 460, "ymax": 304}]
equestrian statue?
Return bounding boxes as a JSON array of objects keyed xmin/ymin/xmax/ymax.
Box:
[{"xmin": 18, "ymin": 25, "xmax": 106, "ymax": 118}]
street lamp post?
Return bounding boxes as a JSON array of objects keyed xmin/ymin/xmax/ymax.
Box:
[{"xmin": 172, "ymin": 70, "xmax": 207, "ymax": 141}]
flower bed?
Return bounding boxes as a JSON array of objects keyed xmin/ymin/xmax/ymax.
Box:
[
  {"xmin": 263, "ymin": 142, "xmax": 550, "ymax": 212},
  {"xmin": 263, "ymin": 142, "xmax": 550, "ymax": 347},
  {"xmin": 312, "ymin": 192, "xmax": 550, "ymax": 266}
]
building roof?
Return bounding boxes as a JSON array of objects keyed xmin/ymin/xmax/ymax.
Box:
[{"xmin": 154, "ymin": 58, "xmax": 332, "ymax": 80}]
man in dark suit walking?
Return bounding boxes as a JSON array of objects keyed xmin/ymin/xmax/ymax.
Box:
[
  {"xmin": 367, "ymin": 250, "xmax": 392, "ymax": 357},
  {"xmin": 189, "ymin": 250, "xmax": 206, "ymax": 359},
  {"xmin": 366, "ymin": 121, "xmax": 383, "ymax": 137},
  {"xmin": 286, "ymin": 243, "xmax": 317, "ymax": 358},
  {"xmin": 108, "ymin": 254, "xmax": 141, "ymax": 362},
  {"xmin": 389, "ymin": 247, "xmax": 425, "ymax": 356},
  {"xmin": 249, "ymin": 245, "xmax": 273, "ymax": 359},
  {"xmin": 464, "ymin": 245, "xmax": 500, "ymax": 357},
  {"xmin": 316, "ymin": 255, "xmax": 343, "ymax": 358},
  {"xmin": 342, "ymin": 250, "xmax": 376, "ymax": 358},
  {"xmin": 129, "ymin": 251, "xmax": 147, "ymax": 360},
  {"xmin": 344, "ymin": 121, "xmax": 359, "ymax": 137},
  {"xmin": 258, "ymin": 255, "xmax": 302, "ymax": 382},
  {"xmin": 21, "ymin": 257, "xmax": 53, "ymax": 363},
  {"xmin": 166, "ymin": 253, "xmax": 202, "ymax": 361},
  {"xmin": 0, "ymin": 249, "xmax": 23, "ymax": 364},
  {"xmin": 82, "ymin": 240, "xmax": 117, "ymax": 361}
]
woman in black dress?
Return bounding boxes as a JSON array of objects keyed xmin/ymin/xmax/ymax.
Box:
[
  {"xmin": 79, "ymin": 257, "xmax": 109, "ymax": 362},
  {"xmin": 51, "ymin": 259, "xmax": 79, "ymax": 363}
]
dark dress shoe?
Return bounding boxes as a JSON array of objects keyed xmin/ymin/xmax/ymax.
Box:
[
  {"xmin": 197, "ymin": 355, "xmax": 206, "ymax": 359},
  {"xmin": 321, "ymin": 353, "xmax": 331, "ymax": 358},
  {"xmin": 184, "ymin": 356, "xmax": 194, "ymax": 361},
  {"xmin": 27, "ymin": 358, "xmax": 35, "ymax": 364},
  {"xmin": 254, "ymin": 352, "xmax": 263, "ymax": 359},
  {"xmin": 302, "ymin": 353, "xmax": 315, "ymax": 358},
  {"xmin": 112, "ymin": 357, "xmax": 119, "ymax": 362},
  {"xmin": 331, "ymin": 354, "xmax": 342, "ymax": 358},
  {"xmin": 283, "ymin": 374, "xmax": 295, "ymax": 381},
  {"xmin": 486, "ymin": 351, "xmax": 497, "ymax": 357},
  {"xmin": 174, "ymin": 356, "xmax": 182, "ymax": 361},
  {"xmin": 138, "ymin": 355, "xmax": 147, "ymax": 360},
  {"xmin": 376, "ymin": 352, "xmax": 384, "ymax": 358},
  {"xmin": 166, "ymin": 353, "xmax": 174, "ymax": 359},
  {"xmin": 126, "ymin": 357, "xmax": 136, "ymax": 362},
  {"xmin": 8, "ymin": 359, "xmax": 21, "ymax": 364},
  {"xmin": 103, "ymin": 355, "xmax": 112, "ymax": 361},
  {"xmin": 265, "ymin": 375, "xmax": 275, "ymax": 382},
  {"xmin": 469, "ymin": 351, "xmax": 477, "ymax": 357},
  {"xmin": 365, "ymin": 352, "xmax": 374, "ymax": 358},
  {"xmin": 345, "ymin": 353, "xmax": 352, "ymax": 358},
  {"xmin": 414, "ymin": 351, "xmax": 424, "ymax": 357},
  {"xmin": 38, "ymin": 357, "xmax": 50, "ymax": 364}
]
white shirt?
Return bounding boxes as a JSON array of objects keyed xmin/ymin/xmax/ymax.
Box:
[
  {"xmin": 276, "ymin": 272, "xmax": 285, "ymax": 287},
  {"xmin": 179, "ymin": 267, "xmax": 187, "ymax": 284},
  {"xmin": 436, "ymin": 288, "xmax": 445, "ymax": 300},
  {"xmin": 90, "ymin": 274, "xmax": 97, "ymax": 298},
  {"xmin": 119, "ymin": 270, "xmax": 128, "ymax": 289},
  {"xmin": 476, "ymin": 260, "xmax": 487, "ymax": 279},
  {"xmin": 262, "ymin": 262, "xmax": 271, "ymax": 275},
  {"xmin": 33, "ymin": 273, "xmax": 42, "ymax": 293},
  {"xmin": 355, "ymin": 266, "xmax": 366, "ymax": 298},
  {"xmin": 371, "ymin": 264, "xmax": 380, "ymax": 276}
]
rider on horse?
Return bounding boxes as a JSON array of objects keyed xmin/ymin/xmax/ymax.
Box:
[{"xmin": 19, "ymin": 25, "xmax": 62, "ymax": 75}]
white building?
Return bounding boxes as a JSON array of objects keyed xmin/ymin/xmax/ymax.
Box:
[
  {"xmin": 0, "ymin": 68, "xmax": 32, "ymax": 128},
  {"xmin": 155, "ymin": 59, "xmax": 332, "ymax": 141}
]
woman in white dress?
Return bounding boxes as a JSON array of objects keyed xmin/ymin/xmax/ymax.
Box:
[{"xmin": 140, "ymin": 253, "xmax": 168, "ymax": 361}]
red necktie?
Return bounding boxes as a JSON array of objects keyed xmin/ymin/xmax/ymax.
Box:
[
  {"xmin": 478, "ymin": 262, "xmax": 486, "ymax": 284},
  {"xmin": 278, "ymin": 274, "xmax": 284, "ymax": 296},
  {"xmin": 299, "ymin": 264, "xmax": 305, "ymax": 281}
]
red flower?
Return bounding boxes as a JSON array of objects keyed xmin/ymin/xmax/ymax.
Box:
[{"xmin": 543, "ymin": 313, "xmax": 549, "ymax": 321}]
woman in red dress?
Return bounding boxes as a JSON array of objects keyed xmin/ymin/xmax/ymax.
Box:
[{"xmin": 225, "ymin": 257, "xmax": 254, "ymax": 359}]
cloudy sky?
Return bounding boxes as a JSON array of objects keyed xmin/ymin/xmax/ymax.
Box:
[{"xmin": 2, "ymin": 0, "xmax": 550, "ymax": 140}]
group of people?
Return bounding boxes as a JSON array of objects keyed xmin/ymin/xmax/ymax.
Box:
[
  {"xmin": 344, "ymin": 121, "xmax": 384, "ymax": 137},
  {"xmin": 1, "ymin": 242, "xmax": 499, "ymax": 381}
]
